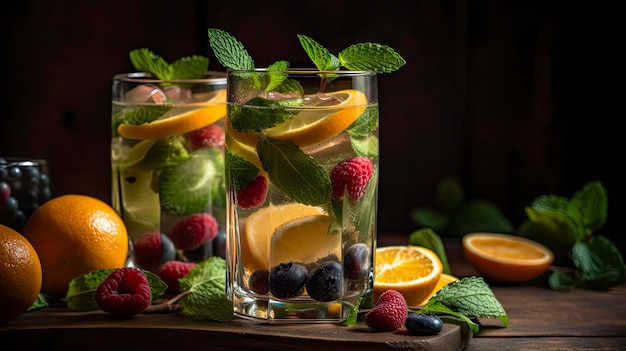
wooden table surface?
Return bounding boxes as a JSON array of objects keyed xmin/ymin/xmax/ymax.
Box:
[{"xmin": 2, "ymin": 235, "xmax": 625, "ymax": 351}]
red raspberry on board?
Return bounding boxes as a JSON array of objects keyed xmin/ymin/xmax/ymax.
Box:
[
  {"xmin": 95, "ymin": 268, "xmax": 152, "ymax": 317},
  {"xmin": 158, "ymin": 260, "xmax": 196, "ymax": 294},
  {"xmin": 168, "ymin": 213, "xmax": 218, "ymax": 251},
  {"xmin": 365, "ymin": 289, "xmax": 408, "ymax": 331},
  {"xmin": 236, "ymin": 175, "xmax": 268, "ymax": 209},
  {"xmin": 187, "ymin": 124, "xmax": 225, "ymax": 152},
  {"xmin": 330, "ymin": 157, "xmax": 373, "ymax": 201},
  {"xmin": 133, "ymin": 232, "xmax": 176, "ymax": 273}
]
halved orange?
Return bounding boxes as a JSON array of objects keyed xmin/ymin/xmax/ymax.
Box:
[
  {"xmin": 118, "ymin": 89, "xmax": 227, "ymax": 140},
  {"xmin": 415, "ymin": 273, "xmax": 459, "ymax": 306},
  {"xmin": 374, "ymin": 245, "xmax": 443, "ymax": 306},
  {"xmin": 240, "ymin": 203, "xmax": 328, "ymax": 273},
  {"xmin": 462, "ymin": 232, "xmax": 554, "ymax": 283},
  {"xmin": 228, "ymin": 89, "xmax": 367, "ymax": 148}
]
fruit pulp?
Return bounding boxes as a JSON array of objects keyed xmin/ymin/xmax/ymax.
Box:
[
  {"xmin": 226, "ymin": 70, "xmax": 378, "ymax": 322},
  {"xmin": 111, "ymin": 72, "xmax": 227, "ymax": 267}
]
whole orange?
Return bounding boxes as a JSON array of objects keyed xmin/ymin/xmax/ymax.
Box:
[
  {"xmin": 0, "ymin": 224, "xmax": 42, "ymax": 322},
  {"xmin": 22, "ymin": 194, "xmax": 128, "ymax": 297}
]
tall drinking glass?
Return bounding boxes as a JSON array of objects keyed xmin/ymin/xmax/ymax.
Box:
[
  {"xmin": 226, "ymin": 69, "xmax": 378, "ymax": 322},
  {"xmin": 111, "ymin": 72, "xmax": 227, "ymax": 270}
]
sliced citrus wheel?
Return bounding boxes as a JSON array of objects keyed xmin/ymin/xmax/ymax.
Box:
[
  {"xmin": 462, "ymin": 232, "xmax": 554, "ymax": 283},
  {"xmin": 374, "ymin": 245, "xmax": 443, "ymax": 306},
  {"xmin": 225, "ymin": 122, "xmax": 267, "ymax": 177},
  {"xmin": 415, "ymin": 273, "xmax": 459, "ymax": 306},
  {"xmin": 118, "ymin": 89, "xmax": 227, "ymax": 140},
  {"xmin": 229, "ymin": 89, "xmax": 367, "ymax": 148},
  {"xmin": 241, "ymin": 203, "xmax": 327, "ymax": 273}
]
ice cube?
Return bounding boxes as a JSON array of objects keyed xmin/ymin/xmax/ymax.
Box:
[{"xmin": 124, "ymin": 84, "xmax": 167, "ymax": 104}]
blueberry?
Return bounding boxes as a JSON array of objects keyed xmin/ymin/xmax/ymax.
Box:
[
  {"xmin": 306, "ymin": 261, "xmax": 344, "ymax": 302},
  {"xmin": 212, "ymin": 229, "xmax": 226, "ymax": 259},
  {"xmin": 183, "ymin": 240, "xmax": 213, "ymax": 262},
  {"xmin": 405, "ymin": 313, "xmax": 444, "ymax": 335},
  {"xmin": 248, "ymin": 269, "xmax": 269, "ymax": 294},
  {"xmin": 269, "ymin": 262, "xmax": 308, "ymax": 298},
  {"xmin": 344, "ymin": 243, "xmax": 371, "ymax": 280}
]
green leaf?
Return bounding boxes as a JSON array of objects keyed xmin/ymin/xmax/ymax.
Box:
[
  {"xmin": 345, "ymin": 105, "xmax": 378, "ymax": 137},
  {"xmin": 130, "ymin": 48, "xmax": 172, "ymax": 79},
  {"xmin": 343, "ymin": 297, "xmax": 363, "ymax": 325},
  {"xmin": 451, "ymin": 199, "xmax": 515, "ymax": 236},
  {"xmin": 135, "ymin": 137, "xmax": 189, "ymax": 170},
  {"xmin": 257, "ymin": 137, "xmax": 332, "ymax": 206},
  {"xmin": 207, "ymin": 28, "xmax": 255, "ymax": 70},
  {"xmin": 422, "ymin": 276, "xmax": 508, "ymax": 331},
  {"xmin": 339, "ymin": 43, "xmax": 406, "ymax": 73},
  {"xmin": 570, "ymin": 181, "xmax": 608, "ymax": 233},
  {"xmin": 112, "ymin": 105, "xmax": 172, "ymax": 136},
  {"xmin": 263, "ymin": 60, "xmax": 290, "ymax": 90},
  {"xmin": 27, "ymin": 293, "xmax": 58, "ymax": 312},
  {"xmin": 410, "ymin": 207, "xmax": 452, "ymax": 233},
  {"xmin": 572, "ymin": 237, "xmax": 626, "ymax": 290},
  {"xmin": 298, "ymin": 34, "xmax": 340, "ymax": 71},
  {"xmin": 178, "ymin": 256, "xmax": 233, "ymax": 321},
  {"xmin": 414, "ymin": 302, "xmax": 480, "ymax": 334},
  {"xmin": 435, "ymin": 177, "xmax": 465, "ymax": 213},
  {"xmin": 170, "ymin": 55, "xmax": 210, "ymax": 79},
  {"xmin": 350, "ymin": 134, "xmax": 378, "ymax": 158},
  {"xmin": 227, "ymin": 97, "xmax": 299, "ymax": 132},
  {"xmin": 548, "ymin": 270, "xmax": 576, "ymax": 291},
  {"xmin": 226, "ymin": 149, "xmax": 261, "ymax": 191},
  {"xmin": 408, "ymin": 228, "xmax": 451, "ymax": 274}
]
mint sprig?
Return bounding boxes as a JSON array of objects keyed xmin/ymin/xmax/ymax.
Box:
[{"xmin": 129, "ymin": 48, "xmax": 209, "ymax": 81}]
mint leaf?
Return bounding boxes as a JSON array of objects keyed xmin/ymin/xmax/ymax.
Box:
[
  {"xmin": 226, "ymin": 149, "xmax": 261, "ymax": 191},
  {"xmin": 178, "ymin": 256, "xmax": 233, "ymax": 321},
  {"xmin": 345, "ymin": 106, "xmax": 378, "ymax": 138},
  {"xmin": 344, "ymin": 297, "xmax": 363, "ymax": 326},
  {"xmin": 570, "ymin": 180, "xmax": 608, "ymax": 233},
  {"xmin": 112, "ymin": 105, "xmax": 172, "ymax": 136},
  {"xmin": 129, "ymin": 48, "xmax": 209, "ymax": 81},
  {"xmin": 409, "ymin": 228, "xmax": 451, "ymax": 274},
  {"xmin": 415, "ymin": 302, "xmax": 480, "ymax": 334},
  {"xmin": 257, "ymin": 137, "xmax": 332, "ymax": 206},
  {"xmin": 350, "ymin": 134, "xmax": 378, "ymax": 158},
  {"xmin": 298, "ymin": 34, "xmax": 341, "ymax": 71},
  {"xmin": 27, "ymin": 293, "xmax": 58, "ymax": 312},
  {"xmin": 207, "ymin": 28, "xmax": 255, "ymax": 70},
  {"xmin": 572, "ymin": 237, "xmax": 626, "ymax": 290},
  {"xmin": 339, "ymin": 43, "xmax": 406, "ymax": 73},
  {"xmin": 420, "ymin": 276, "xmax": 508, "ymax": 333},
  {"xmin": 548, "ymin": 269, "xmax": 576, "ymax": 291},
  {"xmin": 228, "ymin": 97, "xmax": 299, "ymax": 132},
  {"xmin": 135, "ymin": 137, "xmax": 189, "ymax": 170}
]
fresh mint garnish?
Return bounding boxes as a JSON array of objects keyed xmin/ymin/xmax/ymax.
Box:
[
  {"xmin": 135, "ymin": 137, "xmax": 189, "ymax": 170},
  {"xmin": 178, "ymin": 256, "xmax": 233, "ymax": 321},
  {"xmin": 226, "ymin": 149, "xmax": 261, "ymax": 191},
  {"xmin": 417, "ymin": 276, "xmax": 508, "ymax": 334},
  {"xmin": 65, "ymin": 269, "xmax": 167, "ymax": 312},
  {"xmin": 227, "ymin": 97, "xmax": 299, "ymax": 132},
  {"xmin": 129, "ymin": 48, "xmax": 209, "ymax": 81},
  {"xmin": 409, "ymin": 228, "xmax": 452, "ymax": 275},
  {"xmin": 257, "ymin": 137, "xmax": 332, "ymax": 206},
  {"xmin": 297, "ymin": 35, "xmax": 341, "ymax": 71},
  {"xmin": 112, "ymin": 105, "xmax": 172, "ymax": 136},
  {"xmin": 207, "ymin": 28, "xmax": 255, "ymax": 71}
]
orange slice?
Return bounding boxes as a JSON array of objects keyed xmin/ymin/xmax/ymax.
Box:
[
  {"xmin": 118, "ymin": 89, "xmax": 226, "ymax": 140},
  {"xmin": 374, "ymin": 246, "xmax": 443, "ymax": 306},
  {"xmin": 241, "ymin": 203, "xmax": 327, "ymax": 273},
  {"xmin": 415, "ymin": 273, "xmax": 459, "ymax": 306},
  {"xmin": 229, "ymin": 89, "xmax": 367, "ymax": 148},
  {"xmin": 462, "ymin": 232, "xmax": 554, "ymax": 283}
]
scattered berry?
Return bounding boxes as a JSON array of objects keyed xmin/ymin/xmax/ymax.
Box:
[
  {"xmin": 306, "ymin": 261, "xmax": 344, "ymax": 302},
  {"xmin": 248, "ymin": 269, "xmax": 269, "ymax": 295},
  {"xmin": 158, "ymin": 260, "xmax": 196, "ymax": 294},
  {"xmin": 186, "ymin": 124, "xmax": 225, "ymax": 152},
  {"xmin": 405, "ymin": 313, "xmax": 443, "ymax": 335},
  {"xmin": 95, "ymin": 268, "xmax": 152, "ymax": 317},
  {"xmin": 168, "ymin": 212, "xmax": 218, "ymax": 250},
  {"xmin": 269, "ymin": 262, "xmax": 308, "ymax": 299},
  {"xmin": 344, "ymin": 243, "xmax": 371, "ymax": 280},
  {"xmin": 133, "ymin": 232, "xmax": 176, "ymax": 272},
  {"xmin": 236, "ymin": 175, "xmax": 268, "ymax": 209},
  {"xmin": 365, "ymin": 289, "xmax": 408, "ymax": 331},
  {"xmin": 329, "ymin": 157, "xmax": 373, "ymax": 201}
]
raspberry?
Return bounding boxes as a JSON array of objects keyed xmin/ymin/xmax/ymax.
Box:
[
  {"xmin": 95, "ymin": 268, "xmax": 152, "ymax": 317},
  {"xmin": 186, "ymin": 124, "xmax": 225, "ymax": 152},
  {"xmin": 236, "ymin": 175, "xmax": 268, "ymax": 209},
  {"xmin": 133, "ymin": 232, "xmax": 176, "ymax": 273},
  {"xmin": 365, "ymin": 290, "xmax": 408, "ymax": 331},
  {"xmin": 329, "ymin": 157, "xmax": 373, "ymax": 201},
  {"xmin": 158, "ymin": 260, "xmax": 196, "ymax": 294},
  {"xmin": 168, "ymin": 213, "xmax": 218, "ymax": 250}
]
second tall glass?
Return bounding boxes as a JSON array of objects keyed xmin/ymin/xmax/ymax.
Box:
[
  {"xmin": 226, "ymin": 69, "xmax": 379, "ymax": 322},
  {"xmin": 111, "ymin": 72, "xmax": 227, "ymax": 270}
]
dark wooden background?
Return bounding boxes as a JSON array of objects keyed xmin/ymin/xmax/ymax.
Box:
[{"xmin": 1, "ymin": 0, "xmax": 622, "ymax": 250}]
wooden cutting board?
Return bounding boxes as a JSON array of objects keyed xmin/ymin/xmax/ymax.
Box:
[{"xmin": 2, "ymin": 307, "xmax": 472, "ymax": 350}]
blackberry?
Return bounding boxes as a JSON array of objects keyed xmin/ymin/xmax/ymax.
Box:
[
  {"xmin": 306, "ymin": 261, "xmax": 344, "ymax": 302},
  {"xmin": 343, "ymin": 243, "xmax": 371, "ymax": 280},
  {"xmin": 269, "ymin": 262, "xmax": 308, "ymax": 299}
]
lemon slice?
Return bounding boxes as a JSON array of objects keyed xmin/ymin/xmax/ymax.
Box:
[
  {"xmin": 229, "ymin": 89, "xmax": 367, "ymax": 148},
  {"xmin": 241, "ymin": 203, "xmax": 326, "ymax": 273},
  {"xmin": 374, "ymin": 246, "xmax": 443, "ymax": 306},
  {"xmin": 225, "ymin": 122, "xmax": 267, "ymax": 177},
  {"xmin": 118, "ymin": 89, "xmax": 227, "ymax": 140},
  {"xmin": 270, "ymin": 214, "xmax": 340, "ymax": 267}
]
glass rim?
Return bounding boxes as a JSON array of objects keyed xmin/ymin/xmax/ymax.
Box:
[
  {"xmin": 113, "ymin": 71, "xmax": 227, "ymax": 84},
  {"xmin": 227, "ymin": 68, "xmax": 376, "ymax": 76},
  {"xmin": 0, "ymin": 157, "xmax": 47, "ymax": 168}
]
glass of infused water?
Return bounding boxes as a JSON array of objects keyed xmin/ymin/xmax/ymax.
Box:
[
  {"xmin": 225, "ymin": 69, "xmax": 379, "ymax": 322},
  {"xmin": 111, "ymin": 71, "xmax": 227, "ymax": 270}
]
